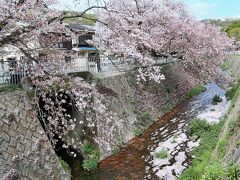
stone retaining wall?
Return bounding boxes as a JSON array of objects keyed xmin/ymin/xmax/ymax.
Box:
[{"xmin": 0, "ymin": 91, "xmax": 70, "ymax": 179}]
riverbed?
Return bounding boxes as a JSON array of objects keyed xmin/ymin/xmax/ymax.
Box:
[{"xmin": 74, "ymin": 83, "xmax": 230, "ymax": 180}]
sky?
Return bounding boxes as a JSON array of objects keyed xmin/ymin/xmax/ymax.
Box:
[
  {"xmin": 182, "ymin": 0, "xmax": 240, "ymax": 20},
  {"xmin": 56, "ymin": 0, "xmax": 240, "ymax": 20}
]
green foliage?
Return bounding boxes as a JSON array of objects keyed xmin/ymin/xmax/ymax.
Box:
[
  {"xmin": 228, "ymin": 120, "xmax": 237, "ymax": 136},
  {"xmin": 1, "ymin": 84, "xmax": 22, "ymax": 92},
  {"xmin": 180, "ymin": 119, "xmax": 224, "ymax": 180},
  {"xmin": 81, "ymin": 142, "xmax": 100, "ymax": 172},
  {"xmin": 185, "ymin": 85, "xmax": 207, "ymax": 99},
  {"xmin": 201, "ymin": 161, "xmax": 225, "ymax": 180},
  {"xmin": 210, "ymin": 109, "xmax": 216, "ymax": 112},
  {"xmin": 93, "ymin": 74, "xmax": 102, "ymax": 85},
  {"xmin": 216, "ymin": 139, "xmax": 228, "ymax": 158},
  {"xmin": 116, "ymin": 137, "xmax": 124, "ymax": 147},
  {"xmin": 133, "ymin": 128, "xmax": 143, "ymax": 137},
  {"xmin": 111, "ymin": 146, "xmax": 120, "ymax": 155},
  {"xmin": 225, "ymin": 20, "xmax": 240, "ymax": 40},
  {"xmin": 171, "ymin": 135, "xmax": 178, "ymax": 144},
  {"xmin": 200, "ymin": 161, "xmax": 240, "ymax": 180},
  {"xmin": 62, "ymin": 11, "xmax": 96, "ymax": 25},
  {"xmin": 225, "ymin": 82, "xmax": 240, "ymax": 100},
  {"xmin": 82, "ymin": 157, "xmax": 98, "ymax": 171},
  {"xmin": 130, "ymin": 97, "xmax": 137, "ymax": 105},
  {"xmin": 111, "ymin": 137, "xmax": 124, "ymax": 155},
  {"xmin": 162, "ymin": 103, "xmax": 173, "ymax": 113},
  {"xmin": 187, "ymin": 119, "xmax": 212, "ymax": 137},
  {"xmin": 220, "ymin": 61, "xmax": 232, "ymax": 71},
  {"xmin": 82, "ymin": 142, "xmax": 96, "ymax": 155},
  {"xmin": 212, "ymin": 95, "xmax": 223, "ymax": 105},
  {"xmin": 154, "ymin": 150, "xmax": 168, "ymax": 159},
  {"xmin": 225, "ymin": 162, "xmax": 240, "ymax": 179},
  {"xmin": 59, "ymin": 159, "xmax": 69, "ymax": 172},
  {"xmin": 140, "ymin": 111, "xmax": 151, "ymax": 122},
  {"xmin": 138, "ymin": 111, "xmax": 152, "ymax": 127},
  {"xmin": 236, "ymin": 140, "xmax": 240, "ymax": 146}
]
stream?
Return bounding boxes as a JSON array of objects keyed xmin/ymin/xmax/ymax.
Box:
[{"xmin": 72, "ymin": 83, "xmax": 230, "ymax": 180}]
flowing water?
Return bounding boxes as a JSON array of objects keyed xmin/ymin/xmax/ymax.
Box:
[{"xmin": 72, "ymin": 83, "xmax": 230, "ymax": 180}]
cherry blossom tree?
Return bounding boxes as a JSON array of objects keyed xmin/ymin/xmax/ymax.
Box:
[
  {"xmin": 92, "ymin": 0, "xmax": 232, "ymax": 82},
  {"xmin": 0, "ymin": 0, "xmax": 233, "ymax": 158},
  {"xmin": 0, "ymin": 0, "xmax": 108, "ymax": 155}
]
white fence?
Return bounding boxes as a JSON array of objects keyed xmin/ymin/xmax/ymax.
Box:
[
  {"xmin": 0, "ymin": 60, "xmax": 27, "ymax": 87},
  {"xmin": 0, "ymin": 56, "xmax": 178, "ymax": 87}
]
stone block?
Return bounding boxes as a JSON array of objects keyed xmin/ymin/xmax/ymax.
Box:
[
  {"xmin": 9, "ymin": 138, "xmax": 17, "ymax": 148},
  {"xmin": 0, "ymin": 109, "xmax": 5, "ymax": 119},
  {"xmin": 1, "ymin": 132, "xmax": 10, "ymax": 142},
  {"xmin": 8, "ymin": 147, "xmax": 17, "ymax": 156},
  {"xmin": 17, "ymin": 143, "xmax": 25, "ymax": 152},
  {"xmin": 17, "ymin": 126, "xmax": 27, "ymax": 135}
]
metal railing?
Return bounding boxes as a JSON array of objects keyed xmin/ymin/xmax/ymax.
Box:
[
  {"xmin": 0, "ymin": 56, "xmax": 178, "ymax": 87},
  {"xmin": 43, "ymin": 56, "xmax": 178, "ymax": 76},
  {"xmin": 0, "ymin": 60, "xmax": 27, "ymax": 87}
]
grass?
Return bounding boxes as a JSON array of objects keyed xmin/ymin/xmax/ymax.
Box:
[
  {"xmin": 1, "ymin": 84, "xmax": 22, "ymax": 92},
  {"xmin": 220, "ymin": 61, "xmax": 232, "ymax": 71},
  {"xmin": 154, "ymin": 150, "xmax": 168, "ymax": 159},
  {"xmin": 180, "ymin": 119, "xmax": 224, "ymax": 180},
  {"xmin": 185, "ymin": 85, "xmax": 207, "ymax": 99},
  {"xmin": 180, "ymin": 81, "xmax": 240, "ymax": 179},
  {"xmin": 171, "ymin": 135, "xmax": 178, "ymax": 144},
  {"xmin": 225, "ymin": 81, "xmax": 240, "ymax": 100}
]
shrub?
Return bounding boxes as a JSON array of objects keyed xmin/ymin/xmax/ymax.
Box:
[
  {"xmin": 81, "ymin": 142, "xmax": 100, "ymax": 172},
  {"xmin": 185, "ymin": 85, "xmax": 207, "ymax": 99},
  {"xmin": 187, "ymin": 119, "xmax": 212, "ymax": 137},
  {"xmin": 139, "ymin": 111, "xmax": 151, "ymax": 127},
  {"xmin": 82, "ymin": 157, "xmax": 98, "ymax": 171},
  {"xmin": 140, "ymin": 111, "xmax": 151, "ymax": 122},
  {"xmin": 134, "ymin": 128, "xmax": 143, "ymax": 137},
  {"xmin": 212, "ymin": 95, "xmax": 223, "ymax": 105},
  {"xmin": 82, "ymin": 142, "xmax": 95, "ymax": 155},
  {"xmin": 111, "ymin": 147, "xmax": 120, "ymax": 155},
  {"xmin": 154, "ymin": 150, "xmax": 168, "ymax": 159}
]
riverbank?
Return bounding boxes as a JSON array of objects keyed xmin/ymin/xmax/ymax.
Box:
[{"xmin": 180, "ymin": 55, "xmax": 240, "ymax": 179}]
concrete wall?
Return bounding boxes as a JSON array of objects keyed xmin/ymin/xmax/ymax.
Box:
[
  {"xmin": 75, "ymin": 64, "xmax": 198, "ymax": 159},
  {"xmin": 0, "ymin": 91, "xmax": 70, "ymax": 179}
]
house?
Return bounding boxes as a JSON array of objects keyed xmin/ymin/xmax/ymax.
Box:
[{"xmin": 37, "ymin": 23, "xmax": 101, "ymax": 73}]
